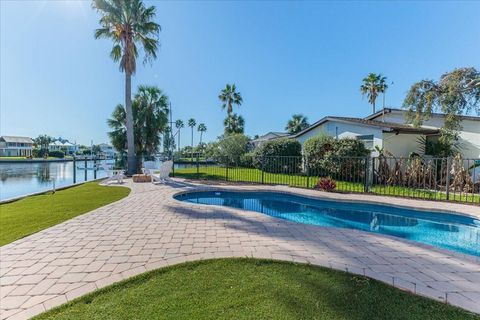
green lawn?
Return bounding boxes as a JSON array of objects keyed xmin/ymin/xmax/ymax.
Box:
[
  {"xmin": 0, "ymin": 182, "xmax": 130, "ymax": 245},
  {"xmin": 35, "ymin": 258, "xmax": 478, "ymax": 320},
  {"xmin": 173, "ymin": 166, "xmax": 480, "ymax": 203}
]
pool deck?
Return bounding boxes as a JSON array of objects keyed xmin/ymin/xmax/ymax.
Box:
[{"xmin": 1, "ymin": 179, "xmax": 479, "ymax": 319}]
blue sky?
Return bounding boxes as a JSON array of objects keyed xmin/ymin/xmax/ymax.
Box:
[{"xmin": 1, "ymin": 1, "xmax": 479, "ymax": 147}]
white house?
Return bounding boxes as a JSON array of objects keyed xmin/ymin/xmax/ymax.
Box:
[
  {"xmin": 48, "ymin": 140, "xmax": 77, "ymax": 155},
  {"xmin": 292, "ymin": 108, "xmax": 480, "ymax": 158},
  {"xmin": 365, "ymin": 108, "xmax": 480, "ymax": 159},
  {"xmin": 0, "ymin": 136, "xmax": 34, "ymax": 157},
  {"xmin": 251, "ymin": 132, "xmax": 290, "ymax": 149}
]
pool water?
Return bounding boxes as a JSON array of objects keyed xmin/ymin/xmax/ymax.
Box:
[{"xmin": 175, "ymin": 191, "xmax": 480, "ymax": 257}]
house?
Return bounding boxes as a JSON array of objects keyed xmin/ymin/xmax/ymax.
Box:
[
  {"xmin": 292, "ymin": 108, "xmax": 480, "ymax": 158},
  {"xmin": 97, "ymin": 143, "xmax": 117, "ymax": 158},
  {"xmin": 48, "ymin": 140, "xmax": 77, "ymax": 155},
  {"xmin": 251, "ymin": 132, "xmax": 290, "ymax": 149},
  {"xmin": 365, "ymin": 108, "xmax": 480, "ymax": 159},
  {"xmin": 0, "ymin": 136, "xmax": 34, "ymax": 157}
]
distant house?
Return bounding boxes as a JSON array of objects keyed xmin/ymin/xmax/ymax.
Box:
[
  {"xmin": 292, "ymin": 108, "xmax": 480, "ymax": 158},
  {"xmin": 48, "ymin": 140, "xmax": 77, "ymax": 155},
  {"xmin": 0, "ymin": 136, "xmax": 34, "ymax": 157},
  {"xmin": 251, "ymin": 132, "xmax": 290, "ymax": 149},
  {"xmin": 97, "ymin": 143, "xmax": 117, "ymax": 158}
]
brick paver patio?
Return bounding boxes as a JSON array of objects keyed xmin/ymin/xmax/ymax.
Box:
[{"xmin": 1, "ymin": 179, "xmax": 479, "ymax": 319}]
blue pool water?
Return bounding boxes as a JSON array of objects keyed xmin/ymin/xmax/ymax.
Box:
[{"xmin": 175, "ymin": 191, "xmax": 480, "ymax": 257}]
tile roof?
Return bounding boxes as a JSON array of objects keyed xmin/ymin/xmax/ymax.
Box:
[{"xmin": 292, "ymin": 116, "xmax": 439, "ymax": 137}]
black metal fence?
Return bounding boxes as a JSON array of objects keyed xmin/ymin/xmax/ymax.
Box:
[{"xmin": 172, "ymin": 154, "xmax": 480, "ymax": 204}]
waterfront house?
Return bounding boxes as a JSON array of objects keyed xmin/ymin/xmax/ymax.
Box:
[
  {"xmin": 0, "ymin": 136, "xmax": 34, "ymax": 157},
  {"xmin": 48, "ymin": 140, "xmax": 77, "ymax": 155},
  {"xmin": 291, "ymin": 108, "xmax": 480, "ymax": 158}
]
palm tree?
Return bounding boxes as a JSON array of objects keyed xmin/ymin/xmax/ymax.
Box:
[
  {"xmin": 175, "ymin": 119, "xmax": 184, "ymax": 151},
  {"xmin": 134, "ymin": 85, "xmax": 169, "ymax": 159},
  {"xmin": 224, "ymin": 113, "xmax": 245, "ymax": 135},
  {"xmin": 219, "ymin": 84, "xmax": 243, "ymax": 115},
  {"xmin": 188, "ymin": 118, "xmax": 196, "ymax": 160},
  {"xmin": 360, "ymin": 73, "xmax": 388, "ymax": 114},
  {"xmin": 197, "ymin": 123, "xmax": 207, "ymax": 145},
  {"xmin": 107, "ymin": 85, "xmax": 168, "ymax": 169},
  {"xmin": 285, "ymin": 114, "xmax": 309, "ymax": 134},
  {"xmin": 93, "ymin": 0, "xmax": 160, "ymax": 175}
]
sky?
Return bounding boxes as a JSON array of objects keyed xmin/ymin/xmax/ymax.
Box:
[{"xmin": 1, "ymin": 1, "xmax": 479, "ymax": 147}]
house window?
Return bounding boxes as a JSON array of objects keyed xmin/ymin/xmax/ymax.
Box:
[{"xmin": 356, "ymin": 134, "xmax": 374, "ymax": 149}]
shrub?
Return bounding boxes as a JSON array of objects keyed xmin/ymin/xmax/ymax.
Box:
[
  {"xmin": 314, "ymin": 177, "xmax": 336, "ymax": 192},
  {"xmin": 239, "ymin": 152, "xmax": 255, "ymax": 168},
  {"xmin": 303, "ymin": 135, "xmax": 337, "ymax": 174},
  {"xmin": 48, "ymin": 150, "xmax": 65, "ymax": 158},
  {"xmin": 253, "ymin": 138, "xmax": 302, "ymax": 173},
  {"xmin": 217, "ymin": 134, "xmax": 249, "ymax": 165},
  {"xmin": 304, "ymin": 135, "xmax": 370, "ymax": 177}
]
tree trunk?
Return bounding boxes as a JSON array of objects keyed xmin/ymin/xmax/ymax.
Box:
[
  {"xmin": 372, "ymin": 101, "xmax": 375, "ymax": 114},
  {"xmin": 125, "ymin": 72, "xmax": 136, "ymax": 175}
]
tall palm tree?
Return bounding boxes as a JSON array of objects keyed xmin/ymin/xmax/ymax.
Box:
[
  {"xmin": 197, "ymin": 123, "xmax": 207, "ymax": 145},
  {"xmin": 285, "ymin": 114, "xmax": 309, "ymax": 134},
  {"xmin": 360, "ymin": 73, "xmax": 388, "ymax": 114},
  {"xmin": 175, "ymin": 119, "xmax": 184, "ymax": 151},
  {"xmin": 188, "ymin": 118, "xmax": 196, "ymax": 160},
  {"xmin": 224, "ymin": 113, "xmax": 245, "ymax": 135},
  {"xmin": 219, "ymin": 84, "xmax": 243, "ymax": 115},
  {"xmin": 93, "ymin": 0, "xmax": 160, "ymax": 175}
]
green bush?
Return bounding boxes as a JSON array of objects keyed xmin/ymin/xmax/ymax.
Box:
[
  {"xmin": 239, "ymin": 152, "xmax": 255, "ymax": 168},
  {"xmin": 304, "ymin": 135, "xmax": 370, "ymax": 176},
  {"xmin": 217, "ymin": 134, "xmax": 249, "ymax": 165},
  {"xmin": 48, "ymin": 150, "xmax": 65, "ymax": 158},
  {"xmin": 253, "ymin": 138, "xmax": 302, "ymax": 173}
]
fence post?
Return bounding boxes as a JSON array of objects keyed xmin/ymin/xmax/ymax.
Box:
[
  {"xmin": 445, "ymin": 156, "xmax": 451, "ymax": 200},
  {"xmin": 306, "ymin": 157, "xmax": 310, "ymax": 188},
  {"xmin": 93, "ymin": 157, "xmax": 97, "ymax": 179},
  {"xmin": 261, "ymin": 156, "xmax": 265, "ymax": 184},
  {"xmin": 364, "ymin": 156, "xmax": 371, "ymax": 193},
  {"xmin": 172, "ymin": 156, "xmax": 175, "ymax": 177},
  {"xmin": 196, "ymin": 153, "xmax": 200, "ymax": 179},
  {"xmin": 84, "ymin": 158, "xmax": 88, "ymax": 181},
  {"xmin": 73, "ymin": 155, "xmax": 76, "ymax": 184},
  {"xmin": 225, "ymin": 159, "xmax": 229, "ymax": 181}
]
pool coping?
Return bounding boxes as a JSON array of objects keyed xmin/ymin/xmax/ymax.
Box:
[{"xmin": 172, "ymin": 182, "xmax": 480, "ymax": 221}]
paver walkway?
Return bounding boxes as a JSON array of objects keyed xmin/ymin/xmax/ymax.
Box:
[{"xmin": 1, "ymin": 179, "xmax": 479, "ymax": 319}]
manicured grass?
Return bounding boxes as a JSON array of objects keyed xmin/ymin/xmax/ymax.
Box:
[
  {"xmin": 173, "ymin": 166, "xmax": 480, "ymax": 203},
  {"xmin": 35, "ymin": 259, "xmax": 478, "ymax": 320},
  {"xmin": 0, "ymin": 182, "xmax": 130, "ymax": 245}
]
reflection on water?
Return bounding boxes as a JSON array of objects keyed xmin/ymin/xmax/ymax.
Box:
[{"xmin": 0, "ymin": 160, "xmax": 113, "ymax": 200}]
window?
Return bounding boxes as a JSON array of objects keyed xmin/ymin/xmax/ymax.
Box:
[{"xmin": 356, "ymin": 134, "xmax": 374, "ymax": 149}]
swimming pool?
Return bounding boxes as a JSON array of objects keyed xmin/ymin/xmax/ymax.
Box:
[{"xmin": 175, "ymin": 191, "xmax": 480, "ymax": 257}]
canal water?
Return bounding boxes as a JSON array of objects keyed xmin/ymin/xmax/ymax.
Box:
[{"xmin": 0, "ymin": 160, "xmax": 114, "ymax": 201}]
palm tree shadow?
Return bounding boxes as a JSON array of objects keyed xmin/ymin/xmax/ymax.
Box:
[{"xmin": 165, "ymin": 203, "xmax": 480, "ymax": 276}]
